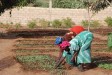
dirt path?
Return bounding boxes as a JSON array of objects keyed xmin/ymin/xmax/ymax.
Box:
[{"xmin": 0, "ymin": 38, "xmax": 51, "ymax": 75}]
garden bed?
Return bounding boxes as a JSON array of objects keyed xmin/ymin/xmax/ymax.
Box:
[
  {"xmin": 12, "ymin": 28, "xmax": 112, "ymax": 71},
  {"xmin": 92, "ymin": 52, "xmax": 112, "ymax": 70},
  {"xmin": 15, "ymin": 54, "xmax": 56, "ymax": 71}
]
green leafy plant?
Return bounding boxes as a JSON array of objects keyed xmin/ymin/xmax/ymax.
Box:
[
  {"xmin": 0, "ymin": 22, "xmax": 4, "ymax": 28},
  {"xmin": 10, "ymin": 22, "xmax": 14, "ymax": 25},
  {"xmin": 15, "ymin": 23, "xmax": 21, "ymax": 29},
  {"xmin": 27, "ymin": 20, "xmax": 37, "ymax": 29},
  {"xmin": 52, "ymin": 19, "xmax": 62, "ymax": 28},
  {"xmin": 38, "ymin": 19, "xmax": 50, "ymax": 28},
  {"xmin": 16, "ymin": 55, "xmax": 56, "ymax": 71},
  {"xmin": 52, "ymin": 0, "xmax": 86, "ymax": 8},
  {"xmin": 33, "ymin": 0, "xmax": 49, "ymax": 7},
  {"xmin": 105, "ymin": 17, "xmax": 112, "ymax": 27},
  {"xmin": 61, "ymin": 17, "xmax": 74, "ymax": 28},
  {"xmin": 81, "ymin": 20, "xmax": 100, "ymax": 28},
  {"xmin": 4, "ymin": 23, "xmax": 13, "ymax": 29},
  {"xmin": 98, "ymin": 63, "xmax": 112, "ymax": 70}
]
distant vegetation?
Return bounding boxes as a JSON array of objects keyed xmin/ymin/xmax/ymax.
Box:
[
  {"xmin": 26, "ymin": 0, "xmax": 87, "ymax": 8},
  {"xmin": 0, "ymin": 0, "xmax": 112, "ymax": 15}
]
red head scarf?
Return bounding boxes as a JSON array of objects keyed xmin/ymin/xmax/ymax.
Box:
[{"xmin": 70, "ymin": 26, "xmax": 84, "ymax": 34}]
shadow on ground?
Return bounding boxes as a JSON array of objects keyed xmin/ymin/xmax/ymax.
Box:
[{"xmin": 0, "ymin": 56, "xmax": 16, "ymax": 70}]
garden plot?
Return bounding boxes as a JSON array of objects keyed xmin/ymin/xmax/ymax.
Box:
[
  {"xmin": 14, "ymin": 37, "xmax": 61, "ymax": 72},
  {"xmin": 11, "ymin": 28, "xmax": 112, "ymax": 72}
]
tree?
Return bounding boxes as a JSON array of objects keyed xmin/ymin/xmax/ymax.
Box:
[
  {"xmin": 0, "ymin": 0, "xmax": 33, "ymax": 15},
  {"xmin": 81, "ymin": 0, "xmax": 112, "ymax": 30},
  {"xmin": 91, "ymin": 0, "xmax": 112, "ymax": 12}
]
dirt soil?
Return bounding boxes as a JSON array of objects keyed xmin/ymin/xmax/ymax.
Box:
[{"xmin": 0, "ymin": 28, "xmax": 112, "ymax": 75}]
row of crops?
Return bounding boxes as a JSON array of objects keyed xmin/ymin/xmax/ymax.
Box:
[
  {"xmin": 13, "ymin": 35, "xmax": 67, "ymax": 73},
  {"xmin": 14, "ymin": 36, "xmax": 70, "ymax": 75}
]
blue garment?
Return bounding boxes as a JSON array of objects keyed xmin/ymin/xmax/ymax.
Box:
[{"xmin": 55, "ymin": 37, "xmax": 63, "ymax": 45}]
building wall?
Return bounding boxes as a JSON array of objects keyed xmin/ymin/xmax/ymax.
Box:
[{"xmin": 0, "ymin": 7, "xmax": 112, "ymax": 26}]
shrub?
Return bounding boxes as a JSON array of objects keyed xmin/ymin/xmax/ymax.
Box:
[
  {"xmin": 52, "ymin": 19, "xmax": 62, "ymax": 28},
  {"xmin": 105, "ymin": 17, "xmax": 112, "ymax": 27},
  {"xmin": 52, "ymin": 0, "xmax": 86, "ymax": 8},
  {"xmin": 81, "ymin": 20, "xmax": 88, "ymax": 27},
  {"xmin": 0, "ymin": 23, "xmax": 12, "ymax": 29},
  {"xmin": 61, "ymin": 17, "xmax": 73, "ymax": 28},
  {"xmin": 27, "ymin": 20, "xmax": 37, "ymax": 29},
  {"xmin": 15, "ymin": 23, "xmax": 21, "ymax": 29},
  {"xmin": 10, "ymin": 22, "xmax": 13, "ymax": 25},
  {"xmin": 38, "ymin": 19, "xmax": 50, "ymax": 28},
  {"xmin": 33, "ymin": 0, "xmax": 49, "ymax": 7},
  {"xmin": 0, "ymin": 22, "xmax": 3, "ymax": 25},
  {"xmin": 0, "ymin": 22, "xmax": 3, "ymax": 28},
  {"xmin": 81, "ymin": 20, "xmax": 100, "ymax": 28},
  {"xmin": 5, "ymin": 23, "xmax": 13, "ymax": 29}
]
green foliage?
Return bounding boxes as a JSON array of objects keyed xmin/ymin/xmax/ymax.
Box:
[
  {"xmin": 105, "ymin": 17, "xmax": 112, "ymax": 27},
  {"xmin": 0, "ymin": 23, "xmax": 7, "ymax": 28},
  {"xmin": 91, "ymin": 0, "xmax": 112, "ymax": 12},
  {"xmin": 81, "ymin": 20, "xmax": 88, "ymax": 27},
  {"xmin": 15, "ymin": 23, "xmax": 21, "ymax": 29},
  {"xmin": 0, "ymin": 0, "xmax": 112, "ymax": 15},
  {"xmin": 16, "ymin": 0, "xmax": 29, "ymax": 7},
  {"xmin": 52, "ymin": 19, "xmax": 62, "ymax": 28},
  {"xmin": 16, "ymin": 55, "xmax": 56, "ymax": 71},
  {"xmin": 4, "ymin": 22, "xmax": 13, "ymax": 29},
  {"xmin": 15, "ymin": 49, "xmax": 40, "ymax": 53},
  {"xmin": 0, "ymin": 22, "xmax": 3, "ymax": 28},
  {"xmin": 52, "ymin": 0, "xmax": 86, "ymax": 8},
  {"xmin": 33, "ymin": 0, "xmax": 49, "ymax": 7},
  {"xmin": 51, "ymin": 18, "xmax": 74, "ymax": 28},
  {"xmin": 38, "ymin": 19, "xmax": 50, "ymax": 28},
  {"xmin": 61, "ymin": 17, "xmax": 73, "ymax": 28},
  {"xmin": 98, "ymin": 63, "xmax": 112, "ymax": 70},
  {"xmin": 81, "ymin": 20, "xmax": 100, "ymax": 28},
  {"xmin": 10, "ymin": 22, "xmax": 13, "ymax": 25},
  {"xmin": 108, "ymin": 33, "xmax": 112, "ymax": 49},
  {"xmin": 0, "ymin": 0, "xmax": 16, "ymax": 14},
  {"xmin": 27, "ymin": 20, "xmax": 37, "ymax": 29},
  {"xmin": 0, "ymin": 0, "xmax": 32, "ymax": 15}
]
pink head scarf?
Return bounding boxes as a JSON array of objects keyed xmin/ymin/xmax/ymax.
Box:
[{"xmin": 59, "ymin": 41, "xmax": 70, "ymax": 50}]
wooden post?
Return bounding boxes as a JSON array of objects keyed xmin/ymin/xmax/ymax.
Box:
[
  {"xmin": 87, "ymin": 0, "xmax": 91, "ymax": 31},
  {"xmin": 49, "ymin": 0, "xmax": 52, "ymax": 26}
]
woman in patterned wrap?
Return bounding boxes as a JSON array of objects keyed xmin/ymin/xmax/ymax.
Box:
[
  {"xmin": 66, "ymin": 26, "xmax": 93, "ymax": 71},
  {"xmin": 55, "ymin": 26, "xmax": 93, "ymax": 71}
]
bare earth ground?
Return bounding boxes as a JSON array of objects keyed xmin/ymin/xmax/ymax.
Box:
[{"xmin": 0, "ymin": 28, "xmax": 112, "ymax": 75}]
